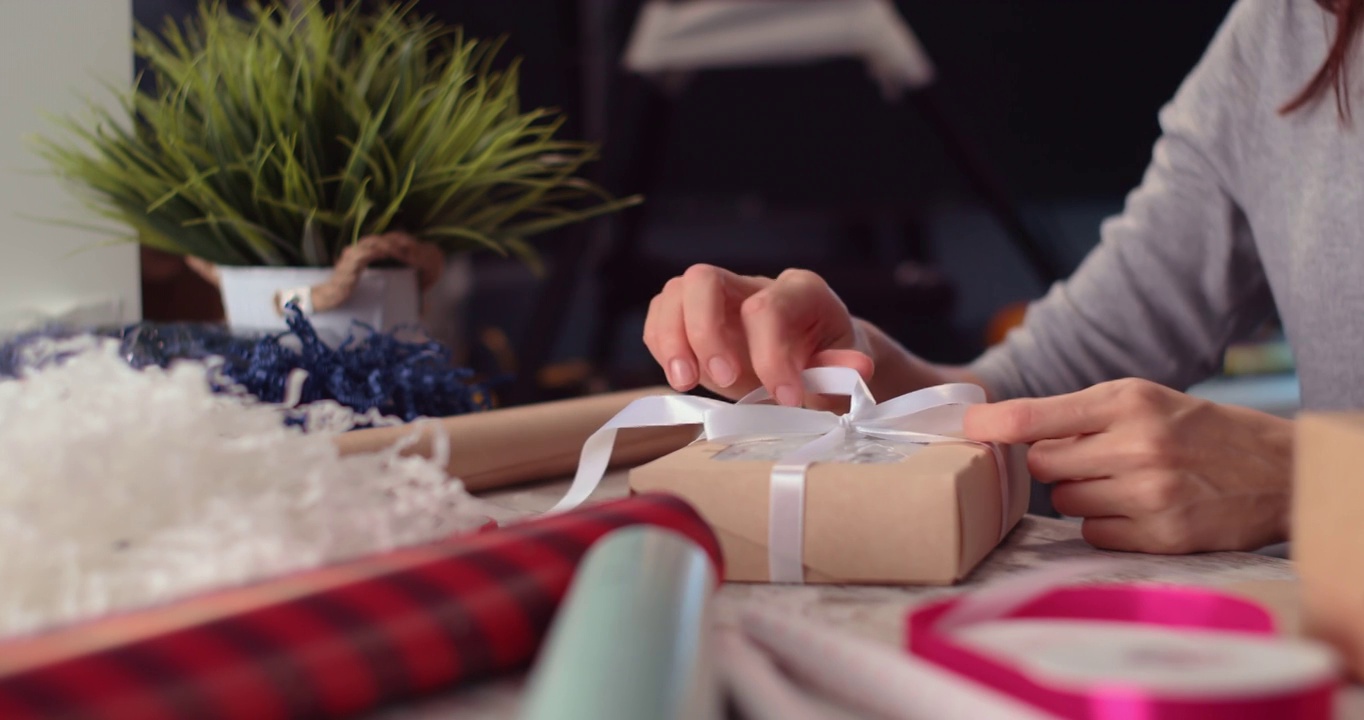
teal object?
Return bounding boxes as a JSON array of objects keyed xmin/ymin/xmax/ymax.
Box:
[{"xmin": 519, "ymin": 525, "xmax": 721, "ymax": 720}]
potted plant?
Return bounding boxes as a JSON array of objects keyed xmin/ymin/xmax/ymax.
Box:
[{"xmin": 33, "ymin": 0, "xmax": 637, "ymax": 345}]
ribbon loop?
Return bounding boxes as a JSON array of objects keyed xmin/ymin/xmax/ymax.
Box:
[
  {"xmin": 703, "ymin": 404, "xmax": 838, "ymax": 440},
  {"xmin": 733, "ymin": 366, "xmax": 876, "ymax": 413},
  {"xmin": 551, "ymin": 368, "xmax": 1011, "ymax": 584}
]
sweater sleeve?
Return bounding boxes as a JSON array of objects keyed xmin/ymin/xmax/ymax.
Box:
[{"xmin": 968, "ymin": 0, "xmax": 1279, "ymax": 400}]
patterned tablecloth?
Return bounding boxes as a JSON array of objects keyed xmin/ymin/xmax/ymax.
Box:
[{"xmin": 374, "ymin": 472, "xmax": 1363, "ymax": 719}]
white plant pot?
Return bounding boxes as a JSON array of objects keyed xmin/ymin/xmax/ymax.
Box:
[{"xmin": 217, "ymin": 265, "xmax": 422, "ymax": 345}]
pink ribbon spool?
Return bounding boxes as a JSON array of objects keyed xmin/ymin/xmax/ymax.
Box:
[{"xmin": 907, "ymin": 584, "xmax": 1340, "ymax": 720}]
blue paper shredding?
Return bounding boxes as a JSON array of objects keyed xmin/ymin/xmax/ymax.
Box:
[{"xmin": 0, "ymin": 304, "xmax": 501, "ymax": 428}]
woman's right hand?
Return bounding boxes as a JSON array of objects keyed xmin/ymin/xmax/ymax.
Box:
[{"xmin": 642, "ymin": 264, "xmax": 874, "ymax": 406}]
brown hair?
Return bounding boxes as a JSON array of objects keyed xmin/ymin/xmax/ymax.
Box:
[{"xmin": 1282, "ymin": 0, "xmax": 1364, "ymax": 118}]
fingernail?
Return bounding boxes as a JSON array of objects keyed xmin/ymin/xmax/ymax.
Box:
[
  {"xmin": 775, "ymin": 384, "xmax": 802, "ymax": 407},
  {"xmin": 708, "ymin": 356, "xmax": 737, "ymax": 387},
  {"xmin": 669, "ymin": 358, "xmax": 696, "ymax": 388}
]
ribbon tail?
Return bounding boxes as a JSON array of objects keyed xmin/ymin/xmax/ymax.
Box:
[
  {"xmin": 546, "ymin": 394, "xmax": 722, "ymax": 514},
  {"xmin": 547, "ymin": 424, "xmax": 623, "ymax": 514},
  {"xmin": 986, "ymin": 443, "xmax": 1011, "ymax": 541}
]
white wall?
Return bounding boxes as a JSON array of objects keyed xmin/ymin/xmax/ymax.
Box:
[{"xmin": 0, "ymin": 0, "xmax": 138, "ymax": 331}]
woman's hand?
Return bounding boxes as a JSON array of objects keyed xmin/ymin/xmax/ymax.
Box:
[
  {"xmin": 642, "ymin": 264, "xmax": 874, "ymax": 405},
  {"xmin": 964, "ymin": 378, "xmax": 1292, "ymax": 554}
]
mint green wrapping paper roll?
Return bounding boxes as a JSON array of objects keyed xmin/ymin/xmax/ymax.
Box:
[{"xmin": 519, "ymin": 525, "xmax": 722, "ymax": 720}]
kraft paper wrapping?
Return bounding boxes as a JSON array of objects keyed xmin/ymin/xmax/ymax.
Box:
[
  {"xmin": 629, "ymin": 438, "xmax": 1030, "ymax": 585},
  {"xmin": 335, "ymin": 387, "xmax": 698, "ymax": 492}
]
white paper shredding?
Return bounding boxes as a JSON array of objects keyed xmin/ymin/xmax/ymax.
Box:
[{"xmin": 0, "ymin": 338, "xmax": 491, "ymax": 639}]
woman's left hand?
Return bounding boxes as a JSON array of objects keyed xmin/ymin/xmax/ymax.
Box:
[{"xmin": 963, "ymin": 378, "xmax": 1293, "ymax": 554}]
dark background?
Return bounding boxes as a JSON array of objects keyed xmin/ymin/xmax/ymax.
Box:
[
  {"xmin": 342, "ymin": 1, "xmax": 1236, "ymax": 202},
  {"xmin": 134, "ymin": 0, "xmax": 1238, "ymax": 385}
]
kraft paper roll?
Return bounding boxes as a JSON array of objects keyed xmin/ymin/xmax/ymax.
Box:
[
  {"xmin": 519, "ymin": 526, "xmax": 722, "ymax": 720},
  {"xmin": 335, "ymin": 387, "xmax": 698, "ymax": 492}
]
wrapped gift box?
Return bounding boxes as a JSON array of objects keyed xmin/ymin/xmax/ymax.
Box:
[
  {"xmin": 1294, "ymin": 413, "xmax": 1364, "ymax": 681},
  {"xmin": 547, "ymin": 368, "xmax": 1030, "ymax": 586},
  {"xmin": 629, "ymin": 436, "xmax": 1029, "ymax": 585}
]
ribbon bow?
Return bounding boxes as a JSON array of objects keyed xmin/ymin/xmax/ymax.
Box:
[{"xmin": 549, "ymin": 366, "xmax": 1008, "ymax": 583}]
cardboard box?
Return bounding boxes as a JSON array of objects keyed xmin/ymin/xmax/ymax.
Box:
[
  {"xmin": 1294, "ymin": 413, "xmax": 1364, "ymax": 681},
  {"xmin": 629, "ymin": 437, "xmax": 1030, "ymax": 585},
  {"xmin": 336, "ymin": 387, "xmax": 697, "ymax": 493}
]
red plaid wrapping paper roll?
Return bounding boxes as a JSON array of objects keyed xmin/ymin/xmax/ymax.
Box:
[{"xmin": 0, "ymin": 493, "xmax": 722, "ymax": 720}]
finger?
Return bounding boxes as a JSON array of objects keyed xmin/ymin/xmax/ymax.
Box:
[
  {"xmin": 721, "ymin": 270, "xmax": 773, "ymax": 299},
  {"xmin": 740, "ymin": 271, "xmax": 828, "ymax": 406},
  {"xmin": 1026, "ymin": 434, "xmax": 1126, "ymax": 483},
  {"xmin": 642, "ymin": 279, "xmax": 699, "ymax": 391},
  {"xmin": 1049, "ymin": 478, "xmax": 1129, "ymax": 518},
  {"xmin": 1078, "ymin": 516, "xmax": 1143, "ymax": 552},
  {"xmin": 963, "ymin": 385, "xmax": 1121, "ymax": 444},
  {"xmin": 681, "ymin": 264, "xmax": 744, "ymax": 389},
  {"xmin": 1080, "ymin": 515, "xmax": 1192, "ymax": 555}
]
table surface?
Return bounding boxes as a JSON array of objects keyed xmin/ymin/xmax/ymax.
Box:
[{"xmin": 374, "ymin": 473, "xmax": 1364, "ymax": 719}]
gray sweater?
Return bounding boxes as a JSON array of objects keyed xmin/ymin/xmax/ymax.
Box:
[{"xmin": 970, "ymin": 0, "xmax": 1364, "ymax": 411}]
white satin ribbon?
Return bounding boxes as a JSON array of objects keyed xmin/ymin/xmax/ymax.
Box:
[{"xmin": 548, "ymin": 366, "xmax": 1009, "ymax": 584}]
